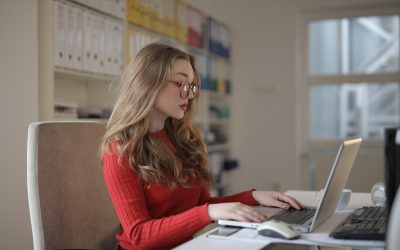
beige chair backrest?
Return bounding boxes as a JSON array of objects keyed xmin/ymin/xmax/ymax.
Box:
[{"xmin": 27, "ymin": 121, "xmax": 119, "ymax": 250}]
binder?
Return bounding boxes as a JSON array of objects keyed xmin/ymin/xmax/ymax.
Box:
[
  {"xmin": 73, "ymin": 6, "xmax": 84, "ymax": 70},
  {"xmin": 153, "ymin": 0, "xmax": 163, "ymax": 33},
  {"xmin": 111, "ymin": 20, "xmax": 124, "ymax": 75},
  {"xmin": 102, "ymin": 0, "xmax": 111, "ymax": 16},
  {"xmin": 116, "ymin": 0, "xmax": 127, "ymax": 19},
  {"xmin": 135, "ymin": 29, "xmax": 142, "ymax": 59},
  {"xmin": 207, "ymin": 18, "xmax": 231, "ymax": 58},
  {"xmin": 98, "ymin": 16, "xmax": 107, "ymax": 74},
  {"xmin": 148, "ymin": 0, "xmax": 157, "ymax": 31},
  {"xmin": 187, "ymin": 5, "xmax": 205, "ymax": 48},
  {"xmin": 125, "ymin": 27, "xmax": 134, "ymax": 64},
  {"xmin": 189, "ymin": 49, "xmax": 208, "ymax": 89},
  {"xmin": 83, "ymin": 10, "xmax": 95, "ymax": 72},
  {"xmin": 142, "ymin": 0, "xmax": 151, "ymax": 29},
  {"xmin": 139, "ymin": 30, "xmax": 147, "ymax": 52},
  {"xmin": 72, "ymin": 0, "xmax": 126, "ymax": 19},
  {"xmin": 220, "ymin": 24, "xmax": 231, "ymax": 58},
  {"xmin": 105, "ymin": 18, "xmax": 114, "ymax": 74},
  {"xmin": 216, "ymin": 58, "xmax": 225, "ymax": 94},
  {"xmin": 208, "ymin": 56, "xmax": 217, "ymax": 91},
  {"xmin": 54, "ymin": 1, "xmax": 67, "ymax": 68},
  {"xmin": 225, "ymin": 61, "xmax": 231, "ymax": 94},
  {"xmin": 106, "ymin": 0, "xmax": 126, "ymax": 19},
  {"xmin": 174, "ymin": 0, "xmax": 188, "ymax": 43},
  {"xmin": 127, "ymin": 0, "xmax": 143, "ymax": 25},
  {"xmin": 208, "ymin": 18, "xmax": 219, "ymax": 56},
  {"xmin": 163, "ymin": 0, "xmax": 175, "ymax": 37},
  {"xmin": 65, "ymin": 4, "xmax": 75, "ymax": 69},
  {"xmin": 91, "ymin": 12, "xmax": 102, "ymax": 73}
]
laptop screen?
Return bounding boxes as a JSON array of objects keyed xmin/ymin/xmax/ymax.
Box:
[{"xmin": 310, "ymin": 138, "xmax": 362, "ymax": 232}]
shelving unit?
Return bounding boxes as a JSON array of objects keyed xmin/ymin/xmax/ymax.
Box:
[
  {"xmin": 39, "ymin": 0, "xmax": 235, "ymax": 195},
  {"xmin": 39, "ymin": 0, "xmax": 124, "ymax": 120}
]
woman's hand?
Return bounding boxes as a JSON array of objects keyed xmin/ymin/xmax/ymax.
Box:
[
  {"xmin": 252, "ymin": 191, "xmax": 305, "ymax": 209},
  {"xmin": 207, "ymin": 202, "xmax": 267, "ymax": 222}
]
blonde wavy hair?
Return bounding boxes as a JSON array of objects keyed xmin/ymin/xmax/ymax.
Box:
[{"xmin": 102, "ymin": 43, "xmax": 212, "ymax": 189}]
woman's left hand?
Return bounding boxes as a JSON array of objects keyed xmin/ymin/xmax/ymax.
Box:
[{"xmin": 252, "ymin": 191, "xmax": 305, "ymax": 209}]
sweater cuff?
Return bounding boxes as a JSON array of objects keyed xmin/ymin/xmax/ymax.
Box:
[
  {"xmin": 199, "ymin": 203, "xmax": 212, "ymax": 223},
  {"xmin": 246, "ymin": 188, "xmax": 259, "ymax": 205}
]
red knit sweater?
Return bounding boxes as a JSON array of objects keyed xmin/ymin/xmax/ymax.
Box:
[{"xmin": 103, "ymin": 129, "xmax": 258, "ymax": 250}]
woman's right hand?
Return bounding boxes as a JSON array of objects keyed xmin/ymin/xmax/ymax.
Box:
[{"xmin": 207, "ymin": 202, "xmax": 266, "ymax": 222}]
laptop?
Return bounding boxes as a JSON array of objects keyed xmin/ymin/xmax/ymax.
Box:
[{"xmin": 218, "ymin": 138, "xmax": 362, "ymax": 233}]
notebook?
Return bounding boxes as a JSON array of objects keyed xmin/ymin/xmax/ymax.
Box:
[{"xmin": 218, "ymin": 138, "xmax": 362, "ymax": 233}]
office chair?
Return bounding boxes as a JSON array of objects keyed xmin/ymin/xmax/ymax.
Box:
[
  {"xmin": 387, "ymin": 188, "xmax": 400, "ymax": 250},
  {"xmin": 27, "ymin": 121, "xmax": 120, "ymax": 250}
]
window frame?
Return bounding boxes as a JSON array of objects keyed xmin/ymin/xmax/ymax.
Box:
[
  {"xmin": 297, "ymin": 4, "xmax": 400, "ymax": 146},
  {"xmin": 295, "ymin": 3, "xmax": 400, "ymax": 189}
]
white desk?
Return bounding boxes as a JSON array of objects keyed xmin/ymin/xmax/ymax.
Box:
[{"xmin": 174, "ymin": 190, "xmax": 379, "ymax": 250}]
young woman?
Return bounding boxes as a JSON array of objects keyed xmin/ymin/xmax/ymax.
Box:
[{"xmin": 102, "ymin": 43, "xmax": 304, "ymax": 250}]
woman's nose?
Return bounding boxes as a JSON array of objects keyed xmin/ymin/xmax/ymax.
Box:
[{"xmin": 187, "ymin": 88, "xmax": 194, "ymax": 99}]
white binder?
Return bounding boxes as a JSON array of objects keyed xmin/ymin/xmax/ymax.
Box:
[
  {"xmin": 83, "ymin": 10, "xmax": 92, "ymax": 72},
  {"xmin": 107, "ymin": 0, "xmax": 121, "ymax": 19},
  {"xmin": 73, "ymin": 6, "xmax": 84, "ymax": 70},
  {"xmin": 83, "ymin": 10, "xmax": 100, "ymax": 73},
  {"xmin": 191, "ymin": 51, "xmax": 207, "ymax": 85},
  {"xmin": 91, "ymin": 13, "xmax": 102, "ymax": 73},
  {"xmin": 104, "ymin": 18, "xmax": 114, "ymax": 75},
  {"xmin": 117, "ymin": 0, "xmax": 126, "ymax": 19},
  {"xmin": 54, "ymin": 1, "xmax": 67, "ymax": 68},
  {"xmin": 65, "ymin": 4, "xmax": 75, "ymax": 69},
  {"xmin": 112, "ymin": 20, "xmax": 124, "ymax": 75},
  {"xmin": 98, "ymin": 16, "xmax": 107, "ymax": 74},
  {"xmin": 135, "ymin": 30, "xmax": 142, "ymax": 61},
  {"xmin": 127, "ymin": 28, "xmax": 136, "ymax": 63}
]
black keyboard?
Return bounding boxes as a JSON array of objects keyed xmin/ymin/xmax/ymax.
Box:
[
  {"xmin": 330, "ymin": 206, "xmax": 387, "ymax": 240},
  {"xmin": 269, "ymin": 207, "xmax": 316, "ymax": 225}
]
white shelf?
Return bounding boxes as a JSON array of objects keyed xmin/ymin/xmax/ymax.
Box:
[{"xmin": 54, "ymin": 66, "xmax": 118, "ymax": 83}]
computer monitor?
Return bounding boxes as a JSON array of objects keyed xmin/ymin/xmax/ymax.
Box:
[{"xmin": 384, "ymin": 128, "xmax": 400, "ymax": 216}]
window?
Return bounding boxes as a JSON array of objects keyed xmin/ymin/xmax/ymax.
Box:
[{"xmin": 308, "ymin": 15, "xmax": 399, "ymax": 139}]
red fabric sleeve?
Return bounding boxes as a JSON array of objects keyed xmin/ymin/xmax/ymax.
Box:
[
  {"xmin": 103, "ymin": 151, "xmax": 210, "ymax": 250},
  {"xmin": 198, "ymin": 187, "xmax": 259, "ymax": 206}
]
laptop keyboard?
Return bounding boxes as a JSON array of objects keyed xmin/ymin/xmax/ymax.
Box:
[
  {"xmin": 269, "ymin": 207, "xmax": 316, "ymax": 224},
  {"xmin": 330, "ymin": 206, "xmax": 387, "ymax": 240}
]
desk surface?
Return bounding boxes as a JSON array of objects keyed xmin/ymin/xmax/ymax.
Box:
[{"xmin": 174, "ymin": 190, "xmax": 377, "ymax": 250}]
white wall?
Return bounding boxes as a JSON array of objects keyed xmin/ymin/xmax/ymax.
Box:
[
  {"xmin": 189, "ymin": 0, "xmax": 399, "ymax": 194},
  {"xmin": 0, "ymin": 0, "xmax": 38, "ymax": 249}
]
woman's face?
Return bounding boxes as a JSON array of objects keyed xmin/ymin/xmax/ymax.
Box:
[{"xmin": 151, "ymin": 59, "xmax": 195, "ymax": 126}]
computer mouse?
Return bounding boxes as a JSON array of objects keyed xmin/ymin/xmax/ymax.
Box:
[{"xmin": 256, "ymin": 220, "xmax": 301, "ymax": 240}]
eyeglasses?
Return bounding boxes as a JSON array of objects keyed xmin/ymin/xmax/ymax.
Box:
[{"xmin": 168, "ymin": 80, "xmax": 199, "ymax": 99}]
